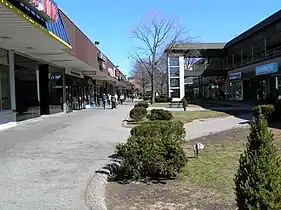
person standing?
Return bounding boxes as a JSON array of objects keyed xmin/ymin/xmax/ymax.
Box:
[
  {"xmin": 111, "ymin": 93, "xmax": 116, "ymax": 109},
  {"xmin": 120, "ymin": 94, "xmax": 125, "ymax": 105},
  {"xmin": 102, "ymin": 93, "xmax": 107, "ymax": 109},
  {"xmin": 108, "ymin": 93, "xmax": 111, "ymax": 106}
]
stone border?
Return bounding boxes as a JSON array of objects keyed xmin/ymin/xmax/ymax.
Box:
[{"xmin": 85, "ymin": 171, "xmax": 108, "ymax": 210}]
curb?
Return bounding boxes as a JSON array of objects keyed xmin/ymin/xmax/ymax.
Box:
[{"xmin": 85, "ymin": 168, "xmax": 110, "ymax": 210}]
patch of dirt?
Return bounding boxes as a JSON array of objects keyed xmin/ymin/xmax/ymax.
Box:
[
  {"xmin": 106, "ymin": 180, "xmax": 235, "ymax": 210},
  {"xmin": 187, "ymin": 127, "xmax": 250, "ymax": 146},
  {"xmin": 106, "ymin": 128, "xmax": 252, "ymax": 210}
]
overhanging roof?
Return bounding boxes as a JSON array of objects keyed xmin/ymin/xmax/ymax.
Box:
[
  {"xmin": 225, "ymin": 9, "xmax": 281, "ymax": 48},
  {"xmin": 0, "ymin": 0, "xmax": 117, "ymax": 82}
]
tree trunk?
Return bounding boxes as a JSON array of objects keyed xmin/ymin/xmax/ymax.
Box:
[{"xmin": 151, "ymin": 68, "xmax": 155, "ymax": 104}]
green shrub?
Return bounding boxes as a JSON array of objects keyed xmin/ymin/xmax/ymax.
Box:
[
  {"xmin": 234, "ymin": 112, "xmax": 281, "ymax": 209},
  {"xmin": 134, "ymin": 100, "xmax": 149, "ymax": 109},
  {"xmin": 116, "ymin": 121, "xmax": 187, "ymax": 180},
  {"xmin": 252, "ymin": 104, "xmax": 274, "ymax": 119},
  {"xmin": 130, "ymin": 120, "xmax": 185, "ymax": 141},
  {"xmin": 155, "ymin": 95, "xmax": 172, "ymax": 103},
  {"xmin": 143, "ymin": 96, "xmax": 151, "ymax": 101},
  {"xmin": 129, "ymin": 107, "xmax": 147, "ymax": 122},
  {"xmin": 147, "ymin": 109, "xmax": 173, "ymax": 121}
]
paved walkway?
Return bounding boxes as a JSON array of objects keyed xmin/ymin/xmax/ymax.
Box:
[
  {"xmin": 0, "ymin": 104, "xmax": 132, "ymax": 210},
  {"xmin": 185, "ymin": 114, "xmax": 252, "ymax": 140}
]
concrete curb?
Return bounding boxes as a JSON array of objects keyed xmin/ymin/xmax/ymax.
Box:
[{"xmin": 85, "ymin": 168, "xmax": 110, "ymax": 210}]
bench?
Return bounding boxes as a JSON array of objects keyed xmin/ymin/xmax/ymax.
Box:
[{"xmin": 169, "ymin": 100, "xmax": 182, "ymax": 108}]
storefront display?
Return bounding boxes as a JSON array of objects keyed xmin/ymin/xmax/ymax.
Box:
[{"xmin": 228, "ymin": 72, "xmax": 243, "ymax": 100}]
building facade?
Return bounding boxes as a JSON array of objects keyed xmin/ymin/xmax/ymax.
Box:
[
  {"xmin": 0, "ymin": 0, "xmax": 128, "ymax": 130},
  {"xmin": 167, "ymin": 9, "xmax": 281, "ymax": 102}
]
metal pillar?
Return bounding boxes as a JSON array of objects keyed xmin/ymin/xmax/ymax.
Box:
[
  {"xmin": 264, "ymin": 37, "xmax": 267, "ymax": 58},
  {"xmin": 8, "ymin": 50, "xmax": 16, "ymax": 112},
  {"xmin": 252, "ymin": 44, "xmax": 254, "ymax": 62},
  {"xmin": 62, "ymin": 68, "xmax": 67, "ymax": 113}
]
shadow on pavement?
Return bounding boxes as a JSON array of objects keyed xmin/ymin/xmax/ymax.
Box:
[{"xmin": 189, "ymin": 99, "xmax": 254, "ymax": 121}]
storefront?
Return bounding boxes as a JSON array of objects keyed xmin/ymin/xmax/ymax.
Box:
[
  {"xmin": 254, "ymin": 62, "xmax": 279, "ymax": 101},
  {"xmin": 227, "ymin": 72, "xmax": 243, "ymax": 100},
  {"xmin": 65, "ymin": 69, "xmax": 94, "ymax": 111}
]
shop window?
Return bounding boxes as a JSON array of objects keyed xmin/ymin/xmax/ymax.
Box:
[
  {"xmin": 169, "ymin": 57, "xmax": 179, "ymax": 66},
  {"xmin": 0, "ymin": 65, "xmax": 10, "ymax": 110},
  {"xmin": 171, "ymin": 88, "xmax": 180, "ymax": 98},
  {"xmin": 170, "ymin": 67, "xmax": 179, "ymax": 77},
  {"xmin": 170, "ymin": 78, "xmax": 180, "ymax": 87},
  {"xmin": 229, "ymin": 80, "xmax": 243, "ymax": 100}
]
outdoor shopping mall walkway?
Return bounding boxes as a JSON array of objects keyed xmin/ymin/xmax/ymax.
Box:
[{"xmin": 0, "ymin": 104, "xmax": 132, "ymax": 210}]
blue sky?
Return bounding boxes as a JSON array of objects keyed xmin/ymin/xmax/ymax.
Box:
[{"xmin": 56, "ymin": 0, "xmax": 280, "ymax": 76}]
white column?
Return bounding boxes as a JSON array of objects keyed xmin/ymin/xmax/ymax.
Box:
[
  {"xmin": 167, "ymin": 56, "xmax": 171, "ymax": 97},
  {"xmin": 62, "ymin": 68, "xmax": 67, "ymax": 112},
  {"xmin": 8, "ymin": 50, "xmax": 16, "ymax": 112},
  {"xmin": 179, "ymin": 55, "xmax": 185, "ymax": 99}
]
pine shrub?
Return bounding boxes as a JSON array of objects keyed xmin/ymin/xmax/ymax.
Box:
[
  {"xmin": 234, "ymin": 110, "xmax": 281, "ymax": 209},
  {"xmin": 252, "ymin": 104, "xmax": 274, "ymax": 120}
]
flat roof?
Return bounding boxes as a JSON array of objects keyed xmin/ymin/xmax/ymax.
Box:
[
  {"xmin": 225, "ymin": 9, "xmax": 281, "ymax": 48},
  {"xmin": 169, "ymin": 42, "xmax": 226, "ymax": 51}
]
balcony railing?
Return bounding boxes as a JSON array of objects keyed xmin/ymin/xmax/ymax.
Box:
[{"xmin": 197, "ymin": 45, "xmax": 281, "ymax": 71}]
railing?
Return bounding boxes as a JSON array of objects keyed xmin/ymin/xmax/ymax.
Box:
[{"xmin": 196, "ymin": 45, "xmax": 281, "ymax": 70}]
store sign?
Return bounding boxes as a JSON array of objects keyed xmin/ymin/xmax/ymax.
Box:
[
  {"xmin": 256, "ymin": 62, "xmax": 278, "ymax": 76},
  {"xmin": 108, "ymin": 68, "xmax": 115, "ymax": 77},
  {"xmin": 229, "ymin": 72, "xmax": 242, "ymax": 80},
  {"xmin": 20, "ymin": 0, "xmax": 58, "ymax": 22},
  {"xmin": 65, "ymin": 69, "xmax": 84, "ymax": 79}
]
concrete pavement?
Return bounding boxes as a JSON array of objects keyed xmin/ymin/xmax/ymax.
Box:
[
  {"xmin": 0, "ymin": 104, "xmax": 132, "ymax": 210},
  {"xmin": 185, "ymin": 114, "xmax": 251, "ymax": 140}
]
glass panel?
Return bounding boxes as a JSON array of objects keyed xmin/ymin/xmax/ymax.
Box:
[
  {"xmin": 170, "ymin": 67, "xmax": 179, "ymax": 77},
  {"xmin": 0, "ymin": 65, "xmax": 10, "ymax": 110},
  {"xmin": 49, "ymin": 72, "xmax": 63, "ymax": 114},
  {"xmin": 15, "ymin": 64, "xmax": 40, "ymax": 121},
  {"xmin": 169, "ymin": 57, "xmax": 179, "ymax": 66},
  {"xmin": 170, "ymin": 78, "xmax": 179, "ymax": 87},
  {"xmin": 171, "ymin": 89, "xmax": 180, "ymax": 98}
]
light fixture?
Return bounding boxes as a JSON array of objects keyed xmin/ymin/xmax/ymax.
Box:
[{"xmin": 94, "ymin": 41, "xmax": 100, "ymax": 45}]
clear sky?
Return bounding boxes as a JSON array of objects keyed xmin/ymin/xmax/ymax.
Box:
[{"xmin": 56, "ymin": 0, "xmax": 280, "ymax": 76}]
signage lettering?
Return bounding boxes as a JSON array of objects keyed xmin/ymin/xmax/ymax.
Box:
[
  {"xmin": 21, "ymin": 0, "xmax": 58, "ymax": 22},
  {"xmin": 256, "ymin": 62, "xmax": 279, "ymax": 76},
  {"xmin": 229, "ymin": 72, "xmax": 242, "ymax": 80}
]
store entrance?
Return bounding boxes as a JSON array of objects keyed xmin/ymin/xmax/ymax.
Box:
[{"xmin": 65, "ymin": 75, "xmax": 93, "ymax": 111}]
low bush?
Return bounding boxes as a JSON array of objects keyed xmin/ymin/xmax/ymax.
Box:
[
  {"xmin": 134, "ymin": 100, "xmax": 149, "ymax": 109},
  {"xmin": 130, "ymin": 120, "xmax": 185, "ymax": 141},
  {"xmin": 252, "ymin": 104, "xmax": 274, "ymax": 120},
  {"xmin": 147, "ymin": 109, "xmax": 173, "ymax": 121},
  {"xmin": 129, "ymin": 107, "xmax": 147, "ymax": 122},
  {"xmin": 116, "ymin": 121, "xmax": 187, "ymax": 180},
  {"xmin": 155, "ymin": 95, "xmax": 172, "ymax": 103},
  {"xmin": 143, "ymin": 96, "xmax": 151, "ymax": 101}
]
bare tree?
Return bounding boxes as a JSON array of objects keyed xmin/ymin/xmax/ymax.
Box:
[
  {"xmin": 130, "ymin": 61, "xmax": 150, "ymax": 94},
  {"xmin": 131, "ymin": 11, "xmax": 187, "ymax": 103}
]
